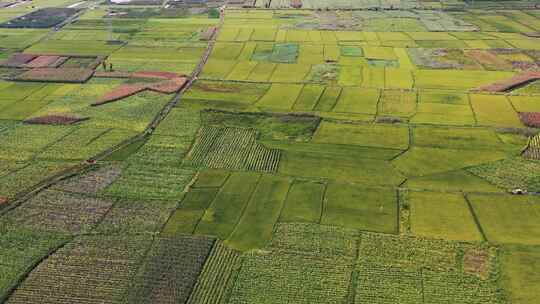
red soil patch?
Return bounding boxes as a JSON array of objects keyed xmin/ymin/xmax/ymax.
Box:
[
  {"xmin": 94, "ymin": 71, "xmax": 133, "ymax": 78},
  {"xmin": 25, "ymin": 56, "xmax": 64, "ymax": 68},
  {"xmin": 0, "ymin": 197, "xmax": 7, "ymax": 205},
  {"xmin": 92, "ymin": 84, "xmax": 148, "ymax": 106},
  {"xmin": 0, "ymin": 53, "xmax": 37, "ymax": 67},
  {"xmin": 148, "ymin": 77, "xmax": 187, "ymax": 94},
  {"xmin": 463, "ymin": 249, "xmax": 490, "ymax": 280},
  {"xmin": 519, "ymin": 112, "xmax": 540, "ymax": 128},
  {"xmin": 92, "ymin": 76, "xmax": 188, "ymax": 106},
  {"xmin": 24, "ymin": 115, "xmax": 88, "ymax": 125},
  {"xmin": 15, "ymin": 68, "xmax": 94, "ymax": 83},
  {"xmin": 132, "ymin": 71, "xmax": 184, "ymax": 80},
  {"xmin": 476, "ymin": 71, "xmax": 540, "ymax": 92},
  {"xmin": 291, "ymin": 0, "xmax": 303, "ymax": 8}
]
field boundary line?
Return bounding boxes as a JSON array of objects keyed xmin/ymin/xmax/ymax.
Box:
[
  {"xmin": 192, "ymin": 174, "xmax": 231, "ymax": 235},
  {"xmin": 463, "ymin": 192, "xmax": 488, "ymax": 242},
  {"xmin": 274, "ymin": 178, "xmax": 294, "ymax": 228},
  {"xmin": 224, "ymin": 173, "xmax": 262, "ymax": 241},
  {"xmin": 318, "ymin": 181, "xmax": 329, "ymax": 224},
  {"xmin": 1, "ymin": 235, "xmax": 74, "ymax": 303}
]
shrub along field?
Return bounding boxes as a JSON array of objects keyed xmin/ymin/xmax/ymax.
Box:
[{"xmin": 0, "ymin": 1, "xmax": 540, "ymax": 304}]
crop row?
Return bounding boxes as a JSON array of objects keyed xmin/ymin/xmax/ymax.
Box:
[
  {"xmin": 524, "ymin": 134, "xmax": 540, "ymax": 160},
  {"xmin": 54, "ymin": 164, "xmax": 122, "ymax": 194},
  {"xmin": 126, "ymin": 235, "xmax": 214, "ymax": 304},
  {"xmin": 269, "ymin": 222, "xmax": 359, "ymax": 258},
  {"xmin": 186, "ymin": 126, "xmax": 281, "ymax": 173},
  {"xmin": 355, "ymin": 264, "xmax": 423, "ymax": 304},
  {"xmin": 228, "ymin": 250, "xmax": 354, "ymax": 304},
  {"xmin": 15, "ymin": 68, "xmax": 94, "ymax": 83},
  {"xmin": 4, "ymin": 190, "xmax": 114, "ymax": 235},
  {"xmin": 468, "ymin": 157, "xmax": 540, "ymax": 191},
  {"xmin": 187, "ymin": 241, "xmax": 242, "ymax": 304},
  {"xmin": 7, "ymin": 235, "xmax": 152, "ymax": 304}
]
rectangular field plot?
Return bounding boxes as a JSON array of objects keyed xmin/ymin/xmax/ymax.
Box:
[
  {"xmin": 313, "ymin": 86, "xmax": 341, "ymax": 112},
  {"xmin": 469, "ymin": 194, "xmax": 540, "ymax": 245},
  {"xmin": 313, "ymin": 121, "xmax": 409, "ymax": 150},
  {"xmin": 333, "ymin": 87, "xmax": 379, "ymax": 114},
  {"xmin": 356, "ymin": 264, "xmax": 423, "ymax": 304},
  {"xmin": 414, "ymin": 70, "xmax": 514, "ymax": 91},
  {"xmin": 279, "ymin": 180, "xmax": 325, "ymax": 223},
  {"xmin": 322, "ymin": 183, "xmax": 397, "ymax": 233},
  {"xmin": 468, "ymin": 158, "xmax": 540, "ymax": 193},
  {"xmin": 7, "ymin": 235, "xmax": 152, "ymax": 304},
  {"xmin": 256, "ymin": 83, "xmax": 303, "ymax": 110},
  {"xmin": 470, "ymin": 94, "xmax": 523, "ymax": 128},
  {"xmin": 270, "ymin": 63, "xmax": 311, "ymax": 82},
  {"xmin": 184, "ymin": 80, "xmax": 269, "ymax": 108},
  {"xmin": 378, "ymin": 89, "xmax": 417, "ymax": 117},
  {"xmin": 406, "ymin": 170, "xmax": 502, "ymax": 193},
  {"xmin": 292, "ymin": 84, "xmax": 324, "ymax": 111},
  {"xmin": 3, "ymin": 190, "xmax": 113, "ymax": 234},
  {"xmin": 228, "ymin": 251, "xmax": 353, "ymax": 304},
  {"xmin": 411, "ymin": 103, "xmax": 476, "ymax": 126},
  {"xmin": 0, "ymin": 226, "xmax": 68, "ymax": 302},
  {"xmin": 227, "ymin": 174, "xmax": 291, "ymax": 251},
  {"xmin": 185, "ymin": 126, "xmax": 281, "ymax": 173},
  {"xmin": 408, "ymin": 191, "xmax": 482, "ymax": 241},
  {"xmin": 269, "ymin": 222, "xmax": 359, "ymax": 258},
  {"xmin": 508, "ymin": 95, "xmax": 540, "ymax": 113},
  {"xmin": 411, "ymin": 126, "xmax": 509, "ymax": 151},
  {"xmin": 392, "ymin": 147, "xmax": 507, "ymax": 177},
  {"xmin": 126, "ymin": 236, "xmax": 214, "ymax": 304},
  {"xmin": 186, "ymin": 241, "xmax": 241, "ymax": 304},
  {"xmin": 279, "ymin": 149, "xmax": 405, "ymax": 186},
  {"xmin": 195, "ymin": 172, "xmax": 260, "ymax": 239},
  {"xmin": 500, "ymin": 245, "xmax": 540, "ymax": 304}
]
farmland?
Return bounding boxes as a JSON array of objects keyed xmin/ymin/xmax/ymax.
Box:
[{"xmin": 0, "ymin": 0, "xmax": 539, "ymax": 303}]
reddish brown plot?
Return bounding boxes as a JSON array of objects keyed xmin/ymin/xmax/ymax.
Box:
[
  {"xmin": 465, "ymin": 50, "xmax": 512, "ymax": 70},
  {"xmin": 15, "ymin": 67, "xmax": 94, "ymax": 83},
  {"xmin": 93, "ymin": 76, "xmax": 188, "ymax": 106},
  {"xmin": 463, "ymin": 249, "xmax": 490, "ymax": 279},
  {"xmin": 476, "ymin": 71, "xmax": 540, "ymax": 92},
  {"xmin": 291, "ymin": 0, "xmax": 303, "ymax": 8},
  {"xmin": 24, "ymin": 115, "xmax": 89, "ymax": 125},
  {"xmin": 25, "ymin": 55, "xmax": 68, "ymax": 68},
  {"xmin": 92, "ymin": 84, "xmax": 148, "ymax": 106},
  {"xmin": 0, "ymin": 197, "xmax": 7, "ymax": 205},
  {"xmin": 519, "ymin": 112, "xmax": 540, "ymax": 128},
  {"xmin": 148, "ymin": 77, "xmax": 188, "ymax": 94},
  {"xmin": 0, "ymin": 53, "xmax": 37, "ymax": 67}
]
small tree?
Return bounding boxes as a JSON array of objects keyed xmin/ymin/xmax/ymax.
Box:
[{"xmin": 208, "ymin": 8, "xmax": 220, "ymax": 19}]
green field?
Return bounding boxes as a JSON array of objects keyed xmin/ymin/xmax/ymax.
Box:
[{"xmin": 0, "ymin": 1, "xmax": 539, "ymax": 303}]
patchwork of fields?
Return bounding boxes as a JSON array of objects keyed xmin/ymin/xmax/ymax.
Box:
[{"xmin": 0, "ymin": 0, "xmax": 540, "ymax": 303}]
